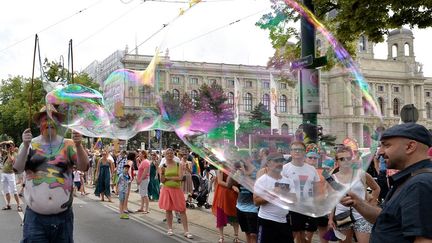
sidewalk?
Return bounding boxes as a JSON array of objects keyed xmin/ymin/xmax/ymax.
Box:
[{"xmin": 85, "ymin": 183, "xmax": 244, "ymax": 243}]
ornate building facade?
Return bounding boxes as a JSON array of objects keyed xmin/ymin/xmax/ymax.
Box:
[{"xmin": 84, "ymin": 29, "xmax": 431, "ymax": 147}]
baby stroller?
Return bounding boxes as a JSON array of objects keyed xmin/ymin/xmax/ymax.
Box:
[{"xmin": 190, "ymin": 174, "xmax": 211, "ymax": 209}]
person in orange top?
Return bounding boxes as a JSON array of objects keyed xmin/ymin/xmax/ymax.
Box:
[{"xmin": 212, "ymin": 169, "xmax": 240, "ymax": 243}]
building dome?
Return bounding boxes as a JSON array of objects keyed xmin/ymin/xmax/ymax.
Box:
[{"xmin": 388, "ymin": 28, "xmax": 413, "ymax": 37}]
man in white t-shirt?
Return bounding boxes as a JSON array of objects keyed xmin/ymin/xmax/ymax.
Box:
[
  {"xmin": 253, "ymin": 153, "xmax": 295, "ymax": 243},
  {"xmin": 282, "ymin": 141, "xmax": 320, "ymax": 243}
]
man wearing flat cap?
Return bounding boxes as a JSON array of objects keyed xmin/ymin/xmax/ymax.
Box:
[
  {"xmin": 14, "ymin": 104, "xmax": 89, "ymax": 242},
  {"xmin": 341, "ymin": 123, "xmax": 432, "ymax": 243}
]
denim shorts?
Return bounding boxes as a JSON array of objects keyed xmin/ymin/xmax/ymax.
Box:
[{"xmin": 21, "ymin": 207, "xmax": 74, "ymax": 243}]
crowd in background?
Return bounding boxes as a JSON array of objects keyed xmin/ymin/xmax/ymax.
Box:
[{"xmin": 3, "ymin": 130, "xmax": 432, "ymax": 243}]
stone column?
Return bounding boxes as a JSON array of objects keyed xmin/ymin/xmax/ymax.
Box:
[
  {"xmin": 420, "ymin": 85, "xmax": 426, "ymax": 119},
  {"xmin": 345, "ymin": 80, "xmax": 353, "ymax": 115},
  {"xmin": 357, "ymin": 84, "xmax": 364, "ymax": 116},
  {"xmin": 184, "ymin": 74, "xmax": 189, "ymax": 94},
  {"xmin": 358, "ymin": 123, "xmax": 364, "ymax": 148},
  {"xmin": 410, "ymin": 83, "xmax": 415, "ymax": 105},
  {"xmin": 347, "ymin": 122, "xmax": 353, "ymax": 138},
  {"xmin": 165, "ymin": 71, "xmax": 170, "ymax": 90},
  {"xmin": 387, "ymin": 83, "xmax": 392, "ymax": 117}
]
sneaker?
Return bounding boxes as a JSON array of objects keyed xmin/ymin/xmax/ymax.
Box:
[{"xmin": 120, "ymin": 213, "xmax": 129, "ymax": 219}]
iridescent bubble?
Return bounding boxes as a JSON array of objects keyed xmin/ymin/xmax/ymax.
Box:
[{"xmin": 44, "ymin": 0, "xmax": 383, "ymax": 217}]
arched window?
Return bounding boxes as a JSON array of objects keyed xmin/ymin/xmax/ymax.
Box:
[
  {"xmin": 243, "ymin": 93, "xmax": 253, "ymax": 111},
  {"xmin": 281, "ymin": 123, "xmax": 289, "ymax": 134},
  {"xmin": 316, "ymin": 39, "xmax": 322, "ymax": 54},
  {"xmin": 279, "ymin": 95, "xmax": 287, "ymax": 113},
  {"xmin": 172, "ymin": 89, "xmax": 180, "ymax": 101},
  {"xmin": 190, "ymin": 90, "xmax": 198, "ymax": 105},
  {"xmin": 262, "ymin": 94, "xmax": 270, "ymax": 111},
  {"xmin": 128, "ymin": 87, "xmax": 134, "ymax": 97},
  {"xmin": 393, "ymin": 98, "xmax": 400, "ymax": 116},
  {"xmin": 190, "ymin": 90, "xmax": 198, "ymax": 100},
  {"xmin": 427, "ymin": 102, "xmax": 432, "ymax": 119},
  {"xmin": 404, "ymin": 43, "xmax": 410, "ymax": 56},
  {"xmin": 377, "ymin": 97, "xmax": 384, "ymax": 115},
  {"xmin": 392, "ymin": 44, "xmax": 398, "ymax": 58},
  {"xmin": 359, "ymin": 35, "xmax": 366, "ymax": 51},
  {"xmin": 227, "ymin": 92, "xmax": 234, "ymax": 108}
]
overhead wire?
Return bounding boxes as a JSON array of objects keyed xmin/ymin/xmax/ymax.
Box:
[
  {"xmin": 0, "ymin": 0, "xmax": 104, "ymax": 54},
  {"xmin": 74, "ymin": 1, "xmax": 145, "ymax": 48},
  {"xmin": 127, "ymin": 0, "xmax": 203, "ymax": 54},
  {"xmin": 168, "ymin": 8, "xmax": 268, "ymax": 50}
]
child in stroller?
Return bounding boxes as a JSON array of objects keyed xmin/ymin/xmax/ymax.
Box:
[{"xmin": 189, "ymin": 174, "xmax": 211, "ymax": 209}]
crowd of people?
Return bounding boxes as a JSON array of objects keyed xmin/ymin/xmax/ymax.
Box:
[{"xmin": 1, "ymin": 105, "xmax": 432, "ymax": 243}]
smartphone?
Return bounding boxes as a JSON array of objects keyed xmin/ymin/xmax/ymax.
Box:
[{"xmin": 274, "ymin": 182, "xmax": 290, "ymax": 191}]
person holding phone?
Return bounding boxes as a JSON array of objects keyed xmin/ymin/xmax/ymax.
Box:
[{"xmin": 253, "ymin": 153, "xmax": 295, "ymax": 243}]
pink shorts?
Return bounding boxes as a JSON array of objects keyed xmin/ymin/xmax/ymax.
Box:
[{"xmin": 158, "ymin": 186, "xmax": 186, "ymax": 212}]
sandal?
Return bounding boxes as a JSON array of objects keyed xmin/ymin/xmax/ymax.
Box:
[
  {"xmin": 167, "ymin": 229, "xmax": 174, "ymax": 236},
  {"xmin": 2, "ymin": 205, "xmax": 11, "ymax": 210},
  {"xmin": 218, "ymin": 236, "xmax": 224, "ymax": 243},
  {"xmin": 135, "ymin": 209, "xmax": 145, "ymax": 213},
  {"xmin": 17, "ymin": 206, "xmax": 23, "ymax": 212},
  {"xmin": 184, "ymin": 232, "xmax": 193, "ymax": 239},
  {"xmin": 233, "ymin": 235, "xmax": 240, "ymax": 243}
]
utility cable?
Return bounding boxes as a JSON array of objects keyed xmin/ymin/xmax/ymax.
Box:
[
  {"xmin": 0, "ymin": 0, "xmax": 104, "ymax": 54},
  {"xmin": 168, "ymin": 8, "xmax": 268, "ymax": 50},
  {"xmin": 75, "ymin": 1, "xmax": 144, "ymax": 48}
]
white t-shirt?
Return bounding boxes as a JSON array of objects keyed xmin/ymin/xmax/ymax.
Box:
[
  {"xmin": 282, "ymin": 163, "xmax": 320, "ymax": 200},
  {"xmin": 334, "ymin": 176, "xmax": 365, "ymax": 220},
  {"xmin": 73, "ymin": 171, "xmax": 81, "ymax": 182},
  {"xmin": 254, "ymin": 174, "xmax": 294, "ymax": 223}
]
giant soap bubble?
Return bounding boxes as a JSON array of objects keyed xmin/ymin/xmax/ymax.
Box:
[{"xmin": 44, "ymin": 0, "xmax": 384, "ymax": 217}]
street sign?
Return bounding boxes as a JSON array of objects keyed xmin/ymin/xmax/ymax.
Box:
[
  {"xmin": 291, "ymin": 55, "xmax": 313, "ymax": 69},
  {"xmin": 141, "ymin": 142, "xmax": 145, "ymax": 150},
  {"xmin": 401, "ymin": 104, "xmax": 419, "ymax": 123},
  {"xmin": 155, "ymin": 129, "xmax": 161, "ymax": 140}
]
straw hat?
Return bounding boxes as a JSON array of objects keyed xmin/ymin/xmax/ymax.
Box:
[{"xmin": 32, "ymin": 104, "xmax": 65, "ymax": 123}]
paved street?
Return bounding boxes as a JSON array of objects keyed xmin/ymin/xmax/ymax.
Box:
[
  {"xmin": 0, "ymin": 179, "xmax": 328, "ymax": 243},
  {"xmin": 0, "ymin": 180, "xmax": 242, "ymax": 243}
]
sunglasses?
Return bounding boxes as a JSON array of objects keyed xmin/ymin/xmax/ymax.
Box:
[
  {"xmin": 307, "ymin": 157, "xmax": 318, "ymax": 160},
  {"xmin": 272, "ymin": 159, "xmax": 285, "ymax": 163},
  {"xmin": 291, "ymin": 148, "xmax": 305, "ymax": 152},
  {"xmin": 337, "ymin": 157, "xmax": 352, "ymax": 162}
]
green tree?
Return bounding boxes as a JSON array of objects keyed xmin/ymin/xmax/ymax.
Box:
[
  {"xmin": 43, "ymin": 59, "xmax": 100, "ymax": 91},
  {"xmin": 257, "ymin": 1, "xmax": 432, "ymax": 69},
  {"xmin": 161, "ymin": 91, "xmax": 183, "ymax": 122},
  {"xmin": 250, "ymin": 102, "xmax": 271, "ymax": 126},
  {"xmin": 195, "ymin": 82, "xmax": 232, "ymax": 122},
  {"xmin": 0, "ymin": 76, "xmax": 46, "ymax": 143}
]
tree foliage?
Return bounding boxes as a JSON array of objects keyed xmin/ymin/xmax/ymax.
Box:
[
  {"xmin": 250, "ymin": 102, "xmax": 271, "ymax": 126},
  {"xmin": 0, "ymin": 59, "xmax": 100, "ymax": 143},
  {"xmin": 0, "ymin": 76, "xmax": 46, "ymax": 143},
  {"xmin": 257, "ymin": 0, "xmax": 432, "ymax": 70},
  {"xmin": 43, "ymin": 59, "xmax": 100, "ymax": 91},
  {"xmin": 195, "ymin": 82, "xmax": 233, "ymax": 123}
]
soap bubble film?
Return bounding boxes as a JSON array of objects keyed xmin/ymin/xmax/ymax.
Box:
[{"xmin": 43, "ymin": 0, "xmax": 384, "ymax": 217}]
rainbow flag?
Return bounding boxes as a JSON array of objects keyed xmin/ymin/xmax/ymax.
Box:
[
  {"xmin": 93, "ymin": 138, "xmax": 103, "ymax": 150},
  {"xmin": 192, "ymin": 157, "xmax": 201, "ymax": 175}
]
